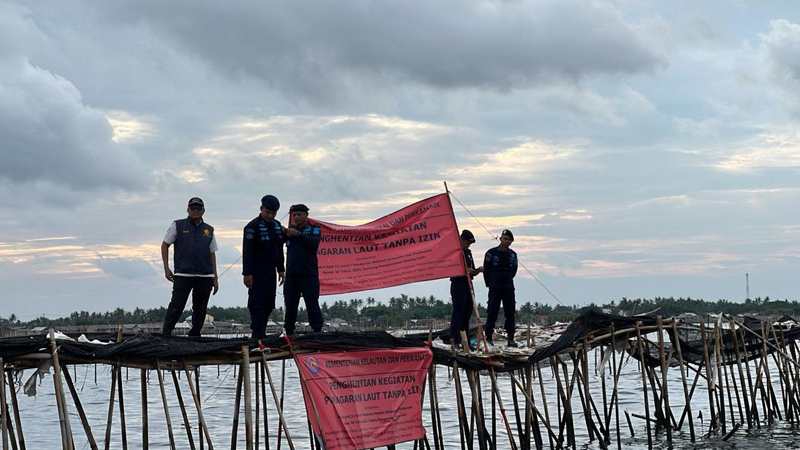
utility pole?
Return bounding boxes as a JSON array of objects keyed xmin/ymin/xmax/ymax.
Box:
[{"xmin": 746, "ymin": 273, "xmax": 750, "ymax": 301}]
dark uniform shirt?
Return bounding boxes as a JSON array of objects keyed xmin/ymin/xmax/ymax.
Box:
[
  {"xmin": 450, "ymin": 248, "xmax": 476, "ymax": 283},
  {"xmin": 242, "ymin": 216, "xmax": 285, "ymax": 275},
  {"xmin": 483, "ymin": 246, "xmax": 518, "ymax": 290},
  {"xmin": 285, "ymin": 221, "xmax": 321, "ymax": 275}
]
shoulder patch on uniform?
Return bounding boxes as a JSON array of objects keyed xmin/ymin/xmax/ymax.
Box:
[
  {"xmin": 246, "ymin": 234, "xmax": 254, "ymax": 239},
  {"xmin": 313, "ymin": 227, "xmax": 320, "ymax": 235}
]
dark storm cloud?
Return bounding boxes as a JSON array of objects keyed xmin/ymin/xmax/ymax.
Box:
[{"xmin": 92, "ymin": 0, "xmax": 664, "ymax": 103}]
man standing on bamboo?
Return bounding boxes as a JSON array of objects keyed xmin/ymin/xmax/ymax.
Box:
[
  {"xmin": 161, "ymin": 197, "xmax": 219, "ymax": 336},
  {"xmin": 450, "ymin": 229, "xmax": 483, "ymax": 348},
  {"xmin": 483, "ymin": 229, "xmax": 518, "ymax": 347},
  {"xmin": 282, "ymin": 204, "xmax": 324, "ymax": 335},
  {"xmin": 242, "ymin": 195, "xmax": 285, "ymax": 339}
]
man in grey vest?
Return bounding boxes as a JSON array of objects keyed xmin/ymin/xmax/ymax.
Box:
[{"xmin": 161, "ymin": 197, "xmax": 219, "ymax": 336}]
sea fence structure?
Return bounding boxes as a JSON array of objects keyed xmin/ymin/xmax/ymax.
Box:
[{"xmin": 1, "ymin": 310, "xmax": 800, "ymax": 449}]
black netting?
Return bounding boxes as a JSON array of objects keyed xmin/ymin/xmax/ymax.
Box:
[{"xmin": 4, "ymin": 312, "xmax": 799, "ymax": 374}]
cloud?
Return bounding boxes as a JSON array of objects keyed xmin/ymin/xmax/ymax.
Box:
[
  {"xmin": 759, "ymin": 19, "xmax": 800, "ymax": 108},
  {"xmin": 94, "ymin": 255, "xmax": 157, "ymax": 279},
  {"xmin": 0, "ymin": 4, "xmax": 146, "ymax": 199},
  {"xmin": 91, "ymin": 0, "xmax": 664, "ymax": 105}
]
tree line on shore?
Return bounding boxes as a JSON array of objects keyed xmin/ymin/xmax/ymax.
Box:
[{"xmin": 2, "ymin": 295, "xmax": 798, "ymax": 330}]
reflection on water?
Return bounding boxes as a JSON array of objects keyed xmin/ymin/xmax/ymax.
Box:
[{"xmin": 8, "ymin": 349, "xmax": 800, "ymax": 449}]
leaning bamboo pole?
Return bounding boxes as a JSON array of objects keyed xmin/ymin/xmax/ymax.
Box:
[
  {"xmin": 7, "ymin": 368, "xmax": 26, "ymax": 450},
  {"xmin": 1, "ymin": 357, "xmax": 8, "ymax": 450},
  {"xmin": 49, "ymin": 330, "xmax": 74, "ymax": 450},
  {"xmin": 62, "ymin": 367, "xmax": 99, "ymax": 450}
]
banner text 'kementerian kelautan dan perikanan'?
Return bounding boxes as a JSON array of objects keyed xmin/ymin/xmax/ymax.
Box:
[{"xmin": 310, "ymin": 193, "xmax": 466, "ymax": 295}]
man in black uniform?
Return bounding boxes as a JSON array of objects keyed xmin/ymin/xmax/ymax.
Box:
[
  {"xmin": 483, "ymin": 229, "xmax": 518, "ymax": 347},
  {"xmin": 242, "ymin": 195, "xmax": 285, "ymax": 339},
  {"xmin": 449, "ymin": 229, "xmax": 483, "ymax": 348},
  {"xmin": 161, "ymin": 197, "xmax": 219, "ymax": 336},
  {"xmin": 282, "ymin": 204, "xmax": 324, "ymax": 334}
]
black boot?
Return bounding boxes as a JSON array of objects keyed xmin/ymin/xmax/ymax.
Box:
[{"xmin": 507, "ymin": 339, "xmax": 518, "ymax": 348}]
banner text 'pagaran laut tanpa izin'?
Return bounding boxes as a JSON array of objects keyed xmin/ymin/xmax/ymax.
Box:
[{"xmin": 295, "ymin": 192, "xmax": 466, "ymax": 449}]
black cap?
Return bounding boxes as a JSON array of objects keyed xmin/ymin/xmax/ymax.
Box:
[
  {"xmin": 261, "ymin": 195, "xmax": 280, "ymax": 211},
  {"xmin": 500, "ymin": 229, "xmax": 514, "ymax": 241},
  {"xmin": 290, "ymin": 204, "xmax": 309, "ymax": 213},
  {"xmin": 188, "ymin": 197, "xmax": 204, "ymax": 207},
  {"xmin": 460, "ymin": 229, "xmax": 475, "ymax": 243}
]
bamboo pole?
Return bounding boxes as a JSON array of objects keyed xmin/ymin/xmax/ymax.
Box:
[
  {"xmin": 49, "ymin": 330, "xmax": 74, "ymax": 450},
  {"xmin": 1, "ymin": 358, "xmax": 8, "ymax": 450},
  {"xmin": 670, "ymin": 322, "xmax": 695, "ymax": 441},
  {"xmin": 62, "ymin": 366, "xmax": 99, "ymax": 450},
  {"xmin": 728, "ymin": 319, "xmax": 752, "ymax": 428},
  {"xmin": 242, "ymin": 347, "xmax": 254, "ymax": 449},
  {"xmin": 197, "ymin": 368, "xmax": 204, "ymax": 450},
  {"xmin": 170, "ymin": 370, "xmax": 197, "ymax": 450},
  {"xmin": 699, "ymin": 322, "xmax": 717, "ymax": 433},
  {"xmin": 635, "ymin": 323, "xmax": 652, "ymax": 449},
  {"xmin": 738, "ymin": 326, "xmax": 760, "ymax": 427},
  {"xmin": 155, "ymin": 364, "xmax": 177, "ymax": 450},
  {"xmin": 259, "ymin": 360, "xmax": 269, "ymax": 450},
  {"xmin": 231, "ymin": 366, "xmax": 244, "ymax": 450},
  {"xmin": 449, "ymin": 343, "xmax": 469, "ymax": 450},
  {"xmin": 141, "ymin": 370, "xmax": 148, "ymax": 450},
  {"xmin": 183, "ymin": 365, "xmax": 215, "ymax": 450},
  {"xmin": 259, "ymin": 353, "xmax": 296, "ymax": 450},
  {"xmin": 427, "ymin": 365, "xmax": 441, "ymax": 450},
  {"xmin": 103, "ymin": 365, "xmax": 116, "ymax": 450},
  {"xmin": 254, "ymin": 360, "xmax": 260, "ymax": 450},
  {"xmin": 656, "ymin": 317, "xmax": 672, "ymax": 443},
  {"xmin": 116, "ymin": 365, "xmax": 128, "ymax": 450},
  {"xmin": 508, "ymin": 373, "xmax": 558, "ymax": 444},
  {"xmin": 7, "ymin": 368, "xmax": 26, "ymax": 450},
  {"xmin": 465, "ymin": 370, "xmax": 487, "ymax": 450},
  {"xmin": 712, "ymin": 322, "xmax": 726, "ymax": 434},
  {"xmin": 610, "ymin": 325, "xmax": 622, "ymax": 450},
  {"xmin": 432, "ymin": 365, "xmax": 445, "ymax": 450}
]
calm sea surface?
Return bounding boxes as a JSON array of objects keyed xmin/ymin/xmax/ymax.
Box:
[{"xmin": 8, "ymin": 348, "xmax": 800, "ymax": 449}]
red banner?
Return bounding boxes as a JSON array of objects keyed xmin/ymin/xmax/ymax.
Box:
[
  {"xmin": 297, "ymin": 348, "xmax": 433, "ymax": 450},
  {"xmin": 312, "ymin": 193, "xmax": 466, "ymax": 295}
]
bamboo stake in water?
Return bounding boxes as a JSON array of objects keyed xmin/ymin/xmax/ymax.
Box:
[
  {"xmin": 635, "ymin": 323, "xmax": 653, "ymax": 449},
  {"xmin": 155, "ymin": 364, "xmax": 177, "ymax": 450},
  {"xmin": 7, "ymin": 368, "xmax": 27, "ymax": 450},
  {"xmin": 183, "ymin": 365, "xmax": 215, "ymax": 450},
  {"xmin": 170, "ymin": 371, "xmax": 197, "ymax": 450},
  {"xmin": 699, "ymin": 322, "xmax": 717, "ymax": 434},
  {"xmin": 656, "ymin": 317, "xmax": 672, "ymax": 443},
  {"xmin": 259, "ymin": 353, "xmax": 296, "ymax": 450},
  {"xmin": 1, "ymin": 357, "xmax": 8, "ymax": 450},
  {"xmin": 141, "ymin": 369, "xmax": 148, "ymax": 450},
  {"xmin": 63, "ymin": 366, "xmax": 99, "ymax": 450},
  {"xmin": 231, "ymin": 366, "xmax": 244, "ymax": 450},
  {"xmin": 49, "ymin": 330, "xmax": 74, "ymax": 450},
  {"xmin": 670, "ymin": 322, "xmax": 695, "ymax": 442},
  {"xmin": 116, "ymin": 365, "xmax": 128, "ymax": 450}
]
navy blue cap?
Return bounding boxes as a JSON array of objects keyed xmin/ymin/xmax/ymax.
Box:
[
  {"xmin": 261, "ymin": 195, "xmax": 280, "ymax": 211},
  {"xmin": 188, "ymin": 197, "xmax": 204, "ymax": 207},
  {"xmin": 291, "ymin": 204, "xmax": 309, "ymax": 213},
  {"xmin": 460, "ymin": 229, "xmax": 475, "ymax": 243}
]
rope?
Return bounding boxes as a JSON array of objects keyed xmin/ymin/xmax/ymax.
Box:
[
  {"xmin": 448, "ymin": 190, "xmax": 565, "ymax": 307},
  {"xmin": 217, "ymin": 211, "xmax": 289, "ymax": 280}
]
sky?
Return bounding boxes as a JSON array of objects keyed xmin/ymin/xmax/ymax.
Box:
[{"xmin": 1, "ymin": 0, "xmax": 799, "ymax": 322}]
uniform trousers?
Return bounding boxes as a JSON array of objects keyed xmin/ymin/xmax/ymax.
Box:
[
  {"xmin": 283, "ymin": 273, "xmax": 323, "ymax": 334},
  {"xmin": 248, "ymin": 270, "xmax": 277, "ymax": 339},
  {"xmin": 449, "ymin": 281, "xmax": 473, "ymax": 341},
  {"xmin": 484, "ymin": 287, "xmax": 516, "ymax": 339},
  {"xmin": 162, "ymin": 276, "xmax": 213, "ymax": 336}
]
